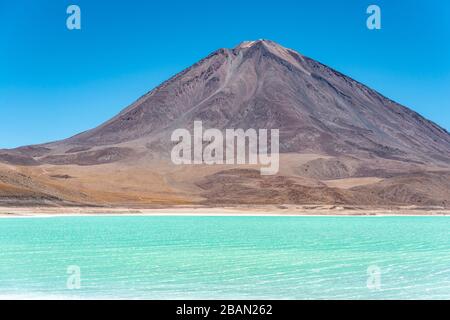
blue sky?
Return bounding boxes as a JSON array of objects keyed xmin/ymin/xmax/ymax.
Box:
[{"xmin": 0, "ymin": 0, "xmax": 449, "ymax": 148}]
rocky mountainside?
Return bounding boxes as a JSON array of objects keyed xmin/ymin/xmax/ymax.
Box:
[{"xmin": 1, "ymin": 40, "xmax": 449, "ymax": 208}]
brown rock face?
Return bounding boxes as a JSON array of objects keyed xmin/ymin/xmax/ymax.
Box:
[
  {"xmin": 56, "ymin": 40, "xmax": 450, "ymax": 163},
  {"xmin": 1, "ymin": 40, "xmax": 449, "ymax": 207}
]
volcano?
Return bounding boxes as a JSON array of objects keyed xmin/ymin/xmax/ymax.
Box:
[{"xmin": 1, "ymin": 40, "xmax": 450, "ymax": 208}]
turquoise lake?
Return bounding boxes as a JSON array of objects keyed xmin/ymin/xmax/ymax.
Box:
[{"xmin": 0, "ymin": 216, "xmax": 449, "ymax": 299}]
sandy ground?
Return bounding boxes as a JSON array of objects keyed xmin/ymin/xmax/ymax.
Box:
[
  {"xmin": 323, "ymin": 177, "xmax": 383, "ymax": 189},
  {"xmin": 1, "ymin": 205, "xmax": 449, "ymax": 217}
]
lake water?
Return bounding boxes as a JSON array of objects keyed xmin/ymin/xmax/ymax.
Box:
[{"xmin": 0, "ymin": 216, "xmax": 449, "ymax": 299}]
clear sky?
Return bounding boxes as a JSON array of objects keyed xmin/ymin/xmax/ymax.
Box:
[{"xmin": 1, "ymin": 0, "xmax": 449, "ymax": 148}]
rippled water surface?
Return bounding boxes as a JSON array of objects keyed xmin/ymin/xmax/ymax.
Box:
[{"xmin": 0, "ymin": 216, "xmax": 449, "ymax": 299}]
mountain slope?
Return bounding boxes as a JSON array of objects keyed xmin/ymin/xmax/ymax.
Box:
[
  {"xmin": 51, "ymin": 40, "xmax": 450, "ymax": 163},
  {"xmin": 1, "ymin": 40, "xmax": 449, "ymax": 208}
]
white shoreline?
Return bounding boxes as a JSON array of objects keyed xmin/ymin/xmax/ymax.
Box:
[
  {"xmin": 1, "ymin": 206, "xmax": 449, "ymax": 218},
  {"xmin": 1, "ymin": 214, "xmax": 449, "ymax": 219}
]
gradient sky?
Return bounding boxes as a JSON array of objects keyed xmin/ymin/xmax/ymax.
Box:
[{"xmin": 0, "ymin": 0, "xmax": 449, "ymax": 148}]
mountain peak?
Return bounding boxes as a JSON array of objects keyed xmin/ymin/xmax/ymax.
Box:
[
  {"xmin": 236, "ymin": 39, "xmax": 274, "ymax": 48},
  {"xmin": 232, "ymin": 39, "xmax": 309, "ymax": 77},
  {"xmin": 235, "ymin": 39, "xmax": 293, "ymax": 53}
]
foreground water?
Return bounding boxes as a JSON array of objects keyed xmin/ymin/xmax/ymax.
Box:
[{"xmin": 0, "ymin": 215, "xmax": 449, "ymax": 299}]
